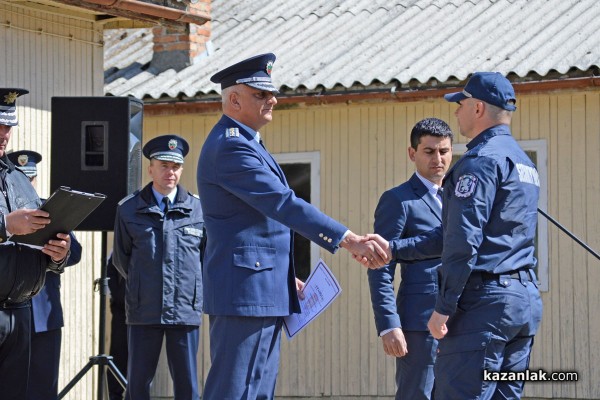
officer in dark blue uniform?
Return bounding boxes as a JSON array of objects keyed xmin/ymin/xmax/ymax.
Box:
[
  {"xmin": 0, "ymin": 89, "xmax": 71, "ymax": 400},
  {"xmin": 6, "ymin": 150, "xmax": 82, "ymax": 400},
  {"xmin": 113, "ymin": 134, "xmax": 204, "ymax": 400},
  {"xmin": 381, "ymin": 72, "xmax": 543, "ymax": 399},
  {"xmin": 368, "ymin": 118, "xmax": 453, "ymax": 400},
  {"xmin": 197, "ymin": 54, "xmax": 389, "ymax": 399}
]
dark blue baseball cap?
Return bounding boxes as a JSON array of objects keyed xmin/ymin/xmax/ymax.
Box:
[
  {"xmin": 444, "ymin": 72, "xmax": 516, "ymax": 111},
  {"xmin": 142, "ymin": 134, "xmax": 189, "ymax": 164},
  {"xmin": 0, "ymin": 88, "xmax": 29, "ymax": 126},
  {"xmin": 211, "ymin": 53, "xmax": 279, "ymax": 93},
  {"xmin": 7, "ymin": 150, "xmax": 42, "ymax": 178}
]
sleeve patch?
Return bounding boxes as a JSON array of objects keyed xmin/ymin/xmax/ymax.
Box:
[{"xmin": 455, "ymin": 174, "xmax": 478, "ymax": 198}]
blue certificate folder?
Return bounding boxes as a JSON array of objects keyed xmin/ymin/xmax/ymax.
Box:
[{"xmin": 10, "ymin": 186, "xmax": 106, "ymax": 248}]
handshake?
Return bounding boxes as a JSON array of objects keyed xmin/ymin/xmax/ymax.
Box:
[{"xmin": 339, "ymin": 232, "xmax": 392, "ymax": 269}]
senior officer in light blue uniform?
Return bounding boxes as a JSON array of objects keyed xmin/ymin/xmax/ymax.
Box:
[
  {"xmin": 368, "ymin": 118, "xmax": 453, "ymax": 400},
  {"xmin": 113, "ymin": 135, "xmax": 204, "ymax": 400},
  {"xmin": 380, "ymin": 72, "xmax": 543, "ymax": 399},
  {"xmin": 6, "ymin": 150, "xmax": 83, "ymax": 400},
  {"xmin": 197, "ymin": 53, "xmax": 389, "ymax": 400}
]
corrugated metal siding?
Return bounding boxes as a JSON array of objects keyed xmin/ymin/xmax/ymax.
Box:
[
  {"xmin": 1, "ymin": 4, "xmax": 104, "ymax": 400},
  {"xmin": 143, "ymin": 88, "xmax": 600, "ymax": 398},
  {"xmin": 104, "ymin": 0, "xmax": 600, "ymax": 100}
]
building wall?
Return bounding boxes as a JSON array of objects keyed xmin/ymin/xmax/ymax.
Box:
[
  {"xmin": 1, "ymin": 4, "xmax": 104, "ymax": 399},
  {"xmin": 144, "ymin": 88, "xmax": 600, "ymax": 399}
]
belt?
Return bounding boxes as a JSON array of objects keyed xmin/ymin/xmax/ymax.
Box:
[
  {"xmin": 469, "ymin": 268, "xmax": 535, "ymax": 286},
  {"xmin": 0, "ymin": 300, "xmax": 31, "ymax": 309}
]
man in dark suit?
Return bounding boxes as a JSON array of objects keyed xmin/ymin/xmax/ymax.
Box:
[
  {"xmin": 367, "ymin": 118, "xmax": 453, "ymax": 399},
  {"xmin": 197, "ymin": 53, "xmax": 389, "ymax": 399},
  {"xmin": 6, "ymin": 150, "xmax": 83, "ymax": 400}
]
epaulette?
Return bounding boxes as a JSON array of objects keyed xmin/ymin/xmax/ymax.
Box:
[
  {"xmin": 117, "ymin": 191, "xmax": 138, "ymax": 206},
  {"xmin": 224, "ymin": 127, "xmax": 240, "ymax": 138},
  {"xmin": 189, "ymin": 192, "xmax": 200, "ymax": 200}
]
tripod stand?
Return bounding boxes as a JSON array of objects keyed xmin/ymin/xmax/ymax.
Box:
[{"xmin": 59, "ymin": 231, "xmax": 127, "ymax": 399}]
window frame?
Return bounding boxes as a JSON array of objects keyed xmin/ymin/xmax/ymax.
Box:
[{"xmin": 273, "ymin": 151, "xmax": 321, "ymax": 275}]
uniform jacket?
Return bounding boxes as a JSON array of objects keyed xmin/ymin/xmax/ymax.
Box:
[
  {"xmin": 0, "ymin": 157, "xmax": 66, "ymax": 304},
  {"xmin": 368, "ymin": 174, "xmax": 442, "ymax": 333},
  {"xmin": 31, "ymin": 232, "xmax": 82, "ymax": 332},
  {"xmin": 436, "ymin": 124, "xmax": 539, "ymax": 315},
  {"xmin": 113, "ymin": 183, "xmax": 204, "ymax": 326},
  {"xmin": 197, "ymin": 115, "xmax": 348, "ymax": 317}
]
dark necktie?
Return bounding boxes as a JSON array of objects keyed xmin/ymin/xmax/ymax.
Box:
[{"xmin": 162, "ymin": 197, "xmax": 170, "ymax": 213}]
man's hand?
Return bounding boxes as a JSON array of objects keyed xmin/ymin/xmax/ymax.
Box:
[
  {"xmin": 295, "ymin": 277, "xmax": 305, "ymax": 300},
  {"xmin": 427, "ymin": 310, "xmax": 449, "ymax": 339},
  {"xmin": 340, "ymin": 231, "xmax": 389, "ymax": 269},
  {"xmin": 382, "ymin": 328, "xmax": 408, "ymax": 358},
  {"xmin": 5, "ymin": 208, "xmax": 51, "ymax": 235},
  {"xmin": 42, "ymin": 232, "xmax": 71, "ymax": 263}
]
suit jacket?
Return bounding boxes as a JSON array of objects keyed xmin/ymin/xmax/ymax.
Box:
[
  {"xmin": 368, "ymin": 173, "xmax": 442, "ymax": 332},
  {"xmin": 31, "ymin": 232, "xmax": 82, "ymax": 332},
  {"xmin": 197, "ymin": 115, "xmax": 348, "ymax": 317}
]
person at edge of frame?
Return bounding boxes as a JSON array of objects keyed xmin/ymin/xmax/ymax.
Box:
[
  {"xmin": 0, "ymin": 88, "xmax": 72, "ymax": 400},
  {"xmin": 6, "ymin": 149, "xmax": 82, "ymax": 400}
]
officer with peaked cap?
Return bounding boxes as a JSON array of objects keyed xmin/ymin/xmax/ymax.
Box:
[
  {"xmin": 0, "ymin": 90, "xmax": 72, "ymax": 400},
  {"xmin": 113, "ymin": 134, "xmax": 204, "ymax": 400},
  {"xmin": 6, "ymin": 149, "xmax": 83, "ymax": 400},
  {"xmin": 383, "ymin": 72, "xmax": 542, "ymax": 399},
  {"xmin": 197, "ymin": 54, "xmax": 389, "ymax": 399}
]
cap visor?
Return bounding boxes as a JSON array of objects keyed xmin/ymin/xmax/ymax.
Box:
[
  {"xmin": 245, "ymin": 82, "xmax": 279, "ymax": 94},
  {"xmin": 444, "ymin": 92, "xmax": 467, "ymax": 103}
]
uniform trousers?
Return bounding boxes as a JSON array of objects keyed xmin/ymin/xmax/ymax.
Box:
[
  {"xmin": 203, "ymin": 315, "xmax": 283, "ymax": 400},
  {"xmin": 125, "ymin": 324, "xmax": 200, "ymax": 400},
  {"xmin": 26, "ymin": 328, "xmax": 61, "ymax": 400},
  {"xmin": 433, "ymin": 270, "xmax": 542, "ymax": 400},
  {"xmin": 396, "ymin": 330, "xmax": 437, "ymax": 400},
  {"xmin": 0, "ymin": 304, "xmax": 31, "ymax": 400}
]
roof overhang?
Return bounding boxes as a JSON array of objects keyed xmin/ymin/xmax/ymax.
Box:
[
  {"xmin": 142, "ymin": 76, "xmax": 600, "ymax": 116},
  {"xmin": 7, "ymin": 0, "xmax": 210, "ymax": 29}
]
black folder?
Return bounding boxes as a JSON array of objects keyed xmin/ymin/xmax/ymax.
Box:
[{"xmin": 10, "ymin": 187, "xmax": 106, "ymax": 248}]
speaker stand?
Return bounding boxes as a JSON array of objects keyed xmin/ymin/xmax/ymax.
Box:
[{"xmin": 58, "ymin": 231, "xmax": 127, "ymax": 399}]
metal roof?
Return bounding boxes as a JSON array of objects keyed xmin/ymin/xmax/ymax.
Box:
[{"xmin": 104, "ymin": 0, "xmax": 600, "ymax": 100}]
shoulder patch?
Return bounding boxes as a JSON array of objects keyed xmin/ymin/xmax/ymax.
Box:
[
  {"xmin": 225, "ymin": 127, "xmax": 240, "ymax": 138},
  {"xmin": 455, "ymin": 174, "xmax": 478, "ymax": 198},
  {"xmin": 117, "ymin": 192, "xmax": 136, "ymax": 206}
]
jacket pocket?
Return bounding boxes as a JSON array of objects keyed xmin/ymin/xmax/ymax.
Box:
[{"xmin": 231, "ymin": 246, "xmax": 276, "ymax": 306}]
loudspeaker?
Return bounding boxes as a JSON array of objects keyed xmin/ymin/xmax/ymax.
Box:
[{"xmin": 51, "ymin": 96, "xmax": 143, "ymax": 231}]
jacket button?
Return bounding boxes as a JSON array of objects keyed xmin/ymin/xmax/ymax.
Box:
[
  {"xmin": 319, "ymin": 233, "xmax": 324, "ymax": 238},
  {"xmin": 323, "ymin": 236, "xmax": 328, "ymax": 241},
  {"xmin": 255, "ymin": 262, "xmax": 260, "ymax": 267},
  {"xmin": 327, "ymin": 238, "xmax": 332, "ymax": 243}
]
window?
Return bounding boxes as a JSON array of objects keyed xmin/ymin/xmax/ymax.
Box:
[
  {"xmin": 273, "ymin": 152, "xmax": 321, "ymax": 281},
  {"xmin": 450, "ymin": 140, "xmax": 549, "ymax": 291}
]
